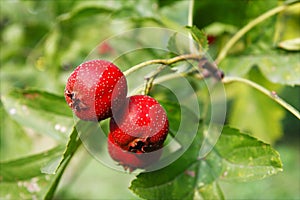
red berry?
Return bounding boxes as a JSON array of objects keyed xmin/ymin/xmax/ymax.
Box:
[
  {"xmin": 107, "ymin": 134, "xmax": 162, "ymax": 172},
  {"xmin": 108, "ymin": 95, "xmax": 169, "ymax": 171},
  {"xmin": 98, "ymin": 42, "xmax": 114, "ymax": 55},
  {"xmin": 64, "ymin": 60, "xmax": 127, "ymax": 121},
  {"xmin": 207, "ymin": 35, "xmax": 216, "ymax": 44}
]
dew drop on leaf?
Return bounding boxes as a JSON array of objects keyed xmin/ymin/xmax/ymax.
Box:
[{"xmin": 9, "ymin": 108, "xmax": 16, "ymax": 115}]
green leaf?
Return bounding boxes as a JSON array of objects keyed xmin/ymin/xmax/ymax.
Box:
[
  {"xmin": 57, "ymin": 1, "xmax": 116, "ymax": 21},
  {"xmin": 167, "ymin": 32, "xmax": 180, "ymax": 55},
  {"xmin": 0, "ymin": 146, "xmax": 64, "ymax": 199},
  {"xmin": 44, "ymin": 28, "xmax": 60, "ymax": 61},
  {"xmin": 204, "ymin": 22, "xmax": 238, "ymax": 36},
  {"xmin": 159, "ymin": 100, "xmax": 200, "ymax": 134},
  {"xmin": 166, "ymin": 32, "xmax": 197, "ymax": 56},
  {"xmin": 227, "ymin": 67, "xmax": 285, "ymax": 143},
  {"xmin": 198, "ymin": 181, "xmax": 224, "ymax": 200},
  {"xmin": 44, "ymin": 128, "xmax": 81, "ymax": 199},
  {"xmin": 186, "ymin": 25, "xmax": 209, "ymax": 52},
  {"xmin": 0, "ymin": 127, "xmax": 81, "ymax": 200},
  {"xmin": 159, "ymin": 101, "xmax": 181, "ymax": 134},
  {"xmin": 258, "ymin": 53, "xmax": 300, "ymax": 86},
  {"xmin": 0, "ymin": 100, "xmax": 32, "ymax": 161},
  {"xmin": 130, "ymin": 126, "xmax": 282, "ymax": 199},
  {"xmin": 273, "ymin": 3, "xmax": 300, "ymax": 51},
  {"xmin": 277, "ymin": 38, "xmax": 300, "ymax": 51},
  {"xmin": 129, "ymin": 123, "xmax": 203, "ymax": 200},
  {"xmin": 5, "ymin": 90, "xmax": 72, "ymax": 117},
  {"xmin": 0, "ymin": 146, "xmax": 64, "ymax": 181},
  {"xmin": 1, "ymin": 89, "xmax": 73, "ymax": 141},
  {"xmin": 41, "ymin": 128, "xmax": 79, "ymax": 174},
  {"xmin": 160, "ymin": 0, "xmax": 189, "ymax": 25},
  {"xmin": 57, "ymin": 0, "xmax": 161, "ymax": 23},
  {"xmin": 131, "ymin": 165, "xmax": 197, "ymax": 200},
  {"xmin": 197, "ymin": 126, "xmax": 282, "ymax": 187},
  {"xmin": 111, "ymin": 0, "xmax": 158, "ymax": 20},
  {"xmin": 219, "ymin": 56, "xmax": 255, "ymax": 77},
  {"xmin": 220, "ymin": 53, "xmax": 300, "ymax": 86},
  {"xmin": 213, "ymin": 127, "xmax": 282, "ymax": 181}
]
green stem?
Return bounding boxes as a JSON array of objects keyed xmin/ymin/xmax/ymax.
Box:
[
  {"xmin": 131, "ymin": 68, "xmax": 202, "ymax": 97},
  {"xmin": 44, "ymin": 157, "xmax": 71, "ymax": 199},
  {"xmin": 44, "ymin": 133, "xmax": 82, "ymax": 199},
  {"xmin": 223, "ymin": 76, "xmax": 300, "ymax": 120},
  {"xmin": 188, "ymin": 0, "xmax": 194, "ymax": 27},
  {"xmin": 123, "ymin": 53, "xmax": 201, "ymax": 76},
  {"xmin": 140, "ymin": 72, "xmax": 300, "ymax": 120},
  {"xmin": 188, "ymin": 0, "xmax": 197, "ymax": 54},
  {"xmin": 125, "ymin": 53, "xmax": 300, "ymax": 119},
  {"xmin": 215, "ymin": 3, "xmax": 292, "ymax": 64},
  {"xmin": 143, "ymin": 64, "xmax": 168, "ymax": 95}
]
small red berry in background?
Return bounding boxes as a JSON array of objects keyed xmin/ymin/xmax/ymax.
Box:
[
  {"xmin": 207, "ymin": 35, "xmax": 216, "ymax": 44},
  {"xmin": 108, "ymin": 95, "xmax": 169, "ymax": 171},
  {"xmin": 98, "ymin": 42, "xmax": 114, "ymax": 55},
  {"xmin": 64, "ymin": 60, "xmax": 127, "ymax": 121}
]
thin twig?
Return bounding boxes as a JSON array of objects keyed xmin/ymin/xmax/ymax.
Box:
[
  {"xmin": 123, "ymin": 54, "xmax": 201, "ymax": 76},
  {"xmin": 223, "ymin": 76, "xmax": 300, "ymax": 120},
  {"xmin": 188, "ymin": 0, "xmax": 197, "ymax": 54},
  {"xmin": 215, "ymin": 3, "xmax": 292, "ymax": 64},
  {"xmin": 143, "ymin": 65, "xmax": 167, "ymax": 95}
]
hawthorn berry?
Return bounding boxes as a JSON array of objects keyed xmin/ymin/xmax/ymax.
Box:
[
  {"xmin": 64, "ymin": 60, "xmax": 127, "ymax": 121},
  {"xmin": 108, "ymin": 95, "xmax": 169, "ymax": 171},
  {"xmin": 207, "ymin": 35, "xmax": 216, "ymax": 44},
  {"xmin": 98, "ymin": 42, "xmax": 114, "ymax": 55},
  {"xmin": 107, "ymin": 133, "xmax": 162, "ymax": 172}
]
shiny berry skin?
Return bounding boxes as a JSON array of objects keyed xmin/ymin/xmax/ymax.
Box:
[
  {"xmin": 108, "ymin": 134, "xmax": 162, "ymax": 172},
  {"xmin": 64, "ymin": 60, "xmax": 127, "ymax": 121},
  {"xmin": 108, "ymin": 95, "xmax": 169, "ymax": 171}
]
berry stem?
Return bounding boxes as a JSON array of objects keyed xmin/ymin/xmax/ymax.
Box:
[
  {"xmin": 143, "ymin": 64, "xmax": 169, "ymax": 95},
  {"xmin": 124, "ymin": 53, "xmax": 202, "ymax": 77},
  {"xmin": 131, "ymin": 68, "xmax": 201, "ymax": 95},
  {"xmin": 223, "ymin": 76, "xmax": 300, "ymax": 120},
  {"xmin": 215, "ymin": 2, "xmax": 296, "ymax": 65}
]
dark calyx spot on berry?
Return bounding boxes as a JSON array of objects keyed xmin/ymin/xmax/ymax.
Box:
[
  {"xmin": 129, "ymin": 140, "xmax": 145, "ymax": 153},
  {"xmin": 66, "ymin": 90, "xmax": 88, "ymax": 112},
  {"xmin": 128, "ymin": 137, "xmax": 158, "ymax": 153}
]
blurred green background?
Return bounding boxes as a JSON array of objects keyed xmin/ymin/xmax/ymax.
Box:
[{"xmin": 1, "ymin": 0, "xmax": 299, "ymax": 199}]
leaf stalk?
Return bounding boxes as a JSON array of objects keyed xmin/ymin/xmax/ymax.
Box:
[
  {"xmin": 215, "ymin": 3, "xmax": 294, "ymax": 64},
  {"xmin": 223, "ymin": 76, "xmax": 300, "ymax": 120}
]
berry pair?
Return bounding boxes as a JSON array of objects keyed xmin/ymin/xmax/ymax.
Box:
[{"xmin": 64, "ymin": 60, "xmax": 169, "ymax": 171}]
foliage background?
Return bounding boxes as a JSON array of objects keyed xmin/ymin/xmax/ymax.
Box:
[{"xmin": 0, "ymin": 0, "xmax": 299, "ymax": 199}]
